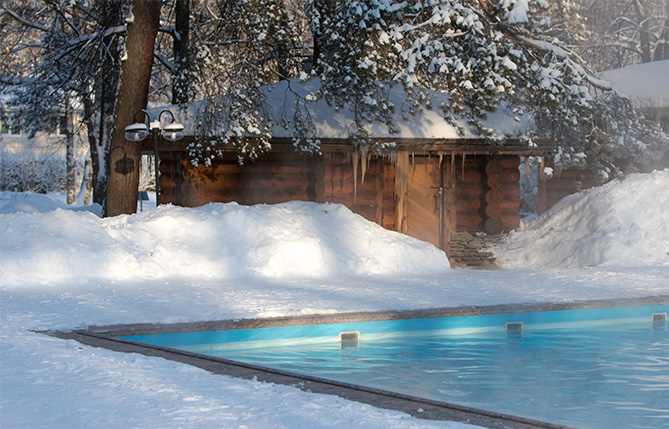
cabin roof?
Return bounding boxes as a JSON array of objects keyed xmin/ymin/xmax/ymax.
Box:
[{"xmin": 151, "ymin": 79, "xmax": 537, "ymax": 141}]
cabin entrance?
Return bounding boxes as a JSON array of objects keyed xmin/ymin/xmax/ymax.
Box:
[{"xmin": 404, "ymin": 156, "xmax": 456, "ymax": 255}]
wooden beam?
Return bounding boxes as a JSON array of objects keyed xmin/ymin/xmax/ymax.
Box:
[{"xmin": 151, "ymin": 137, "xmax": 554, "ymax": 156}]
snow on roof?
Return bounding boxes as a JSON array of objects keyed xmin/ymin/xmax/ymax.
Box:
[
  {"xmin": 600, "ymin": 60, "xmax": 669, "ymax": 109},
  {"xmin": 265, "ymin": 79, "xmax": 531, "ymax": 139},
  {"xmin": 154, "ymin": 79, "xmax": 533, "ymax": 140}
]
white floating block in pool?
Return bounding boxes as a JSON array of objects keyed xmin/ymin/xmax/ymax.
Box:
[
  {"xmin": 652, "ymin": 313, "xmax": 667, "ymax": 331},
  {"xmin": 339, "ymin": 331, "xmax": 360, "ymax": 348},
  {"xmin": 506, "ymin": 321, "xmax": 523, "ymax": 332}
]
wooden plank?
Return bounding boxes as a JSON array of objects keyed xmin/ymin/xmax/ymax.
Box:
[
  {"xmin": 487, "ymin": 173, "xmax": 504, "ymax": 190},
  {"xmin": 205, "ymin": 175, "xmax": 310, "ymax": 191},
  {"xmin": 538, "ymin": 157, "xmax": 548, "ymax": 215},
  {"xmin": 456, "ymin": 198, "xmax": 482, "ymax": 211},
  {"xmin": 382, "ymin": 164, "xmax": 396, "ymax": 230},
  {"xmin": 543, "ymin": 179, "xmax": 592, "ymax": 191},
  {"xmin": 455, "ymin": 169, "xmax": 483, "ymax": 182},
  {"xmin": 484, "ymin": 218, "xmax": 505, "ymax": 234},
  {"xmin": 456, "ymin": 181, "xmax": 486, "ymax": 197},
  {"xmin": 501, "ymin": 168, "xmax": 521, "ymax": 182},
  {"xmin": 501, "ymin": 182, "xmax": 521, "ymax": 197},
  {"xmin": 376, "ymin": 167, "xmax": 384, "ymax": 225},
  {"xmin": 443, "ymin": 159, "xmax": 456, "ymax": 255},
  {"xmin": 457, "ymin": 217, "xmax": 484, "ymax": 232},
  {"xmin": 499, "ymin": 155, "xmax": 521, "ymax": 169},
  {"xmin": 350, "ymin": 205, "xmax": 377, "ymax": 223},
  {"xmin": 209, "ymin": 163, "xmax": 311, "ymax": 175},
  {"xmin": 406, "ymin": 161, "xmax": 441, "ymax": 249},
  {"xmin": 485, "ymin": 200, "xmax": 520, "ymax": 217}
]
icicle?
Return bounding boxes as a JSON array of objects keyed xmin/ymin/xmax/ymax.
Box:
[
  {"xmin": 353, "ymin": 150, "xmax": 358, "ymax": 204},
  {"xmin": 451, "ymin": 152, "xmax": 456, "ymax": 177},
  {"xmin": 461, "ymin": 153, "xmax": 466, "ymax": 177},
  {"xmin": 394, "ymin": 152, "xmax": 410, "ymax": 233},
  {"xmin": 360, "ymin": 153, "xmax": 368, "ymax": 184}
]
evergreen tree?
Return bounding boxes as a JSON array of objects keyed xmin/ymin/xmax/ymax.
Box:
[{"xmin": 188, "ymin": 0, "xmax": 668, "ymax": 178}]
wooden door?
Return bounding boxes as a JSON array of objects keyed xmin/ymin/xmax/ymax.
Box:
[{"xmin": 405, "ymin": 156, "xmax": 455, "ymax": 254}]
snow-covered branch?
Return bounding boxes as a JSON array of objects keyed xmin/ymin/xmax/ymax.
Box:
[{"xmin": 0, "ymin": 7, "xmax": 50, "ymax": 32}]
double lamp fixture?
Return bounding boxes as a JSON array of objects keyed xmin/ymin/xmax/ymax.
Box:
[{"xmin": 124, "ymin": 109, "xmax": 184, "ymax": 206}]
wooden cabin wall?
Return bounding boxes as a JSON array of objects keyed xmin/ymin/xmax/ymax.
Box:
[
  {"xmin": 160, "ymin": 150, "xmax": 525, "ymax": 248},
  {"xmin": 316, "ymin": 153, "xmax": 395, "ymax": 227},
  {"xmin": 159, "ymin": 150, "xmax": 316, "ymax": 207},
  {"xmin": 159, "ymin": 150, "xmax": 395, "ymax": 228},
  {"xmin": 482, "ymin": 155, "xmax": 521, "ymax": 234},
  {"xmin": 538, "ymin": 167, "xmax": 596, "ymax": 214},
  {"xmin": 454, "ymin": 155, "xmax": 487, "ymax": 232}
]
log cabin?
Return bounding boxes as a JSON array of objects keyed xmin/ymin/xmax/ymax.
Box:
[{"xmin": 146, "ymin": 80, "xmax": 552, "ymax": 264}]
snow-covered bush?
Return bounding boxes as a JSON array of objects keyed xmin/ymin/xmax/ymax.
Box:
[{"xmin": 0, "ymin": 153, "xmax": 66, "ymax": 193}]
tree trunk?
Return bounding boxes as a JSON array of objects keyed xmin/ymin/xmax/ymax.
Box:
[
  {"xmin": 81, "ymin": 0, "xmax": 123, "ymax": 206},
  {"xmin": 83, "ymin": 97, "xmax": 105, "ymax": 206},
  {"xmin": 172, "ymin": 0, "xmax": 190, "ymax": 105},
  {"xmin": 634, "ymin": 0, "xmax": 653, "ymax": 63},
  {"xmin": 653, "ymin": 0, "xmax": 669, "ymax": 60},
  {"xmin": 104, "ymin": 0, "xmax": 162, "ymax": 217},
  {"xmin": 76, "ymin": 155, "xmax": 93, "ymax": 205},
  {"xmin": 65, "ymin": 105, "xmax": 76, "ymax": 205}
]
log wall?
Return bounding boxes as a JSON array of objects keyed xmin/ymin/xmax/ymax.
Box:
[
  {"xmin": 482, "ymin": 155, "xmax": 521, "ymax": 234},
  {"xmin": 454, "ymin": 156, "xmax": 487, "ymax": 232},
  {"xmin": 316, "ymin": 153, "xmax": 395, "ymax": 226},
  {"xmin": 159, "ymin": 150, "xmax": 395, "ymax": 227},
  {"xmin": 538, "ymin": 166, "xmax": 596, "ymax": 214},
  {"xmin": 159, "ymin": 150, "xmax": 316, "ymax": 207},
  {"xmin": 160, "ymin": 150, "xmax": 525, "ymax": 247}
]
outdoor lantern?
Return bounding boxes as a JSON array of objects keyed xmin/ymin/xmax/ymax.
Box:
[
  {"xmin": 161, "ymin": 122, "xmax": 185, "ymax": 142},
  {"xmin": 124, "ymin": 122, "xmax": 149, "ymax": 142},
  {"xmin": 124, "ymin": 109, "xmax": 185, "ymax": 207}
]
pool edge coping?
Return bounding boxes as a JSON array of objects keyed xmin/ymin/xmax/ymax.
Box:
[
  {"xmin": 49, "ymin": 295, "xmax": 669, "ymax": 429},
  {"xmin": 86, "ymin": 294, "xmax": 669, "ymax": 336}
]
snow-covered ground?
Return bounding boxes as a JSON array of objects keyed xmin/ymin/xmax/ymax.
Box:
[
  {"xmin": 1, "ymin": 170, "xmax": 668, "ymax": 428},
  {"xmin": 493, "ymin": 169, "xmax": 669, "ymax": 268}
]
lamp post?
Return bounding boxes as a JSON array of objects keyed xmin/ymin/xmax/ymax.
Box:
[{"xmin": 125, "ymin": 109, "xmax": 184, "ymax": 206}]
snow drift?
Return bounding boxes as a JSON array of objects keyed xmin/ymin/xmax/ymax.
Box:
[
  {"xmin": 493, "ymin": 169, "xmax": 669, "ymax": 268},
  {"xmin": 0, "ymin": 201, "xmax": 449, "ymax": 286},
  {"xmin": 2, "ymin": 177, "xmax": 668, "ymax": 429}
]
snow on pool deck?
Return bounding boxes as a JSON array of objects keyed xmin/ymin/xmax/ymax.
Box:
[{"xmin": 2, "ymin": 172, "xmax": 669, "ymax": 429}]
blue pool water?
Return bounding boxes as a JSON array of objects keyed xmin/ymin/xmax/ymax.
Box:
[{"xmin": 120, "ymin": 305, "xmax": 669, "ymax": 428}]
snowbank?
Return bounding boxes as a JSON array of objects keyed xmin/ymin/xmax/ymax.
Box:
[
  {"xmin": 0, "ymin": 191, "xmax": 102, "ymax": 215},
  {"xmin": 493, "ymin": 169, "xmax": 669, "ymax": 268},
  {"xmin": 0, "ymin": 201, "xmax": 449, "ymax": 286},
  {"xmin": 1, "ymin": 188, "xmax": 668, "ymax": 429}
]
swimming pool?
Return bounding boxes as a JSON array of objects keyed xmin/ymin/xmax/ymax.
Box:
[{"xmin": 120, "ymin": 305, "xmax": 669, "ymax": 428}]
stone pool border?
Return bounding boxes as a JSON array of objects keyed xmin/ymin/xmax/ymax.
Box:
[{"xmin": 53, "ymin": 295, "xmax": 669, "ymax": 429}]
